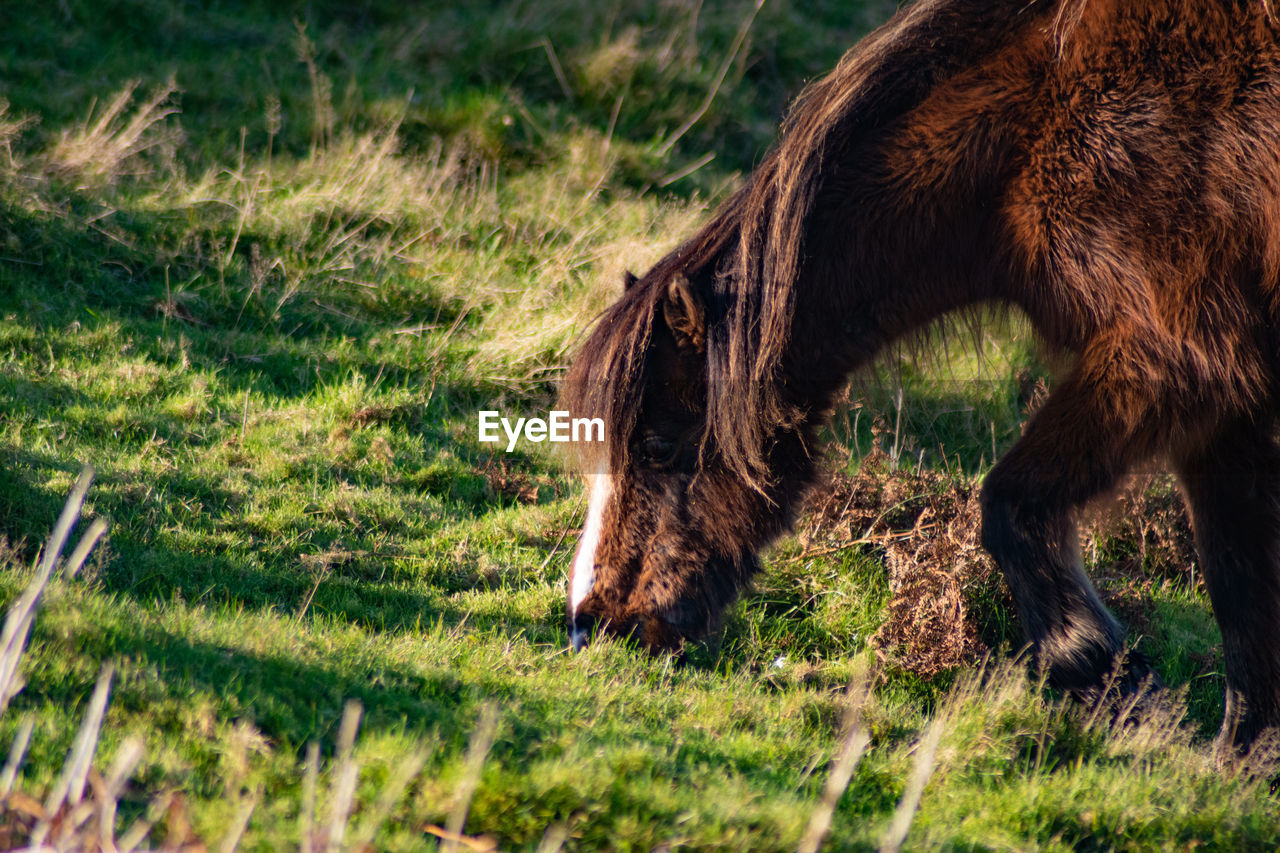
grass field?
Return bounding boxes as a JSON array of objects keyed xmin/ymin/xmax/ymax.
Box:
[{"xmin": 1, "ymin": 1, "xmax": 1278, "ymax": 849}]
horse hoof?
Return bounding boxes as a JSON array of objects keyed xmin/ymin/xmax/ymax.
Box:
[{"xmin": 1068, "ymin": 648, "xmax": 1165, "ymax": 726}]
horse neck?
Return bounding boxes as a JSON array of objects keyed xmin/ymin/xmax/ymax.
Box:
[{"xmin": 779, "ymin": 174, "xmax": 1001, "ymax": 402}]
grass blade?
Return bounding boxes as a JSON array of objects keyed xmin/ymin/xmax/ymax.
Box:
[
  {"xmin": 62, "ymin": 517, "xmax": 108, "ymax": 581},
  {"xmin": 99, "ymin": 736, "xmax": 145, "ymax": 845},
  {"xmin": 350, "ymin": 746, "xmax": 428, "ymax": 849},
  {"xmin": 218, "ymin": 788, "xmax": 260, "ymax": 853},
  {"xmin": 0, "ymin": 714, "xmax": 35, "ymax": 797},
  {"xmin": 443, "ymin": 703, "xmax": 498, "ymax": 853},
  {"xmin": 32, "ymin": 662, "xmax": 114, "ymax": 846},
  {"xmin": 879, "ymin": 718, "xmax": 944, "ymax": 853},
  {"xmin": 0, "ymin": 466, "xmax": 94, "ymax": 712},
  {"xmin": 797, "ymin": 675, "xmax": 872, "ymax": 853},
  {"xmin": 323, "ymin": 699, "xmax": 362, "ymax": 852},
  {"xmin": 300, "ymin": 741, "xmax": 320, "ymax": 853}
]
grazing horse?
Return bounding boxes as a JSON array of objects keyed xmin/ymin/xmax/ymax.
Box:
[{"xmin": 562, "ymin": 0, "xmax": 1280, "ymax": 748}]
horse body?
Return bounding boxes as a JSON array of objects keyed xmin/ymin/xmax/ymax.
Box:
[{"xmin": 564, "ymin": 0, "xmax": 1280, "ymax": 747}]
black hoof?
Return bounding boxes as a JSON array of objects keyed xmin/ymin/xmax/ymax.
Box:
[{"xmin": 1069, "ymin": 648, "xmax": 1165, "ymax": 725}]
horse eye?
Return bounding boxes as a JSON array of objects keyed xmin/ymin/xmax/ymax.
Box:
[{"xmin": 640, "ymin": 434, "xmax": 677, "ymax": 465}]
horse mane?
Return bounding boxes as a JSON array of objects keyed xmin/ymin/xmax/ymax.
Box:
[
  {"xmin": 710, "ymin": 0, "xmax": 1052, "ymax": 490},
  {"xmin": 566, "ymin": 0, "xmax": 1053, "ymax": 485},
  {"xmin": 560, "ymin": 211, "xmax": 735, "ymax": 476},
  {"xmin": 561, "ymin": 275, "xmax": 655, "ymax": 476}
]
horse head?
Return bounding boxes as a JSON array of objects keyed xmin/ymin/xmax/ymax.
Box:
[{"xmin": 561, "ymin": 264, "xmax": 819, "ymax": 653}]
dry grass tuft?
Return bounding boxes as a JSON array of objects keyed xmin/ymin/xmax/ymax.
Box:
[
  {"xmin": 45, "ymin": 79, "xmax": 181, "ymax": 183},
  {"xmin": 801, "ymin": 454, "xmax": 1202, "ymax": 681},
  {"xmin": 801, "ymin": 455, "xmax": 1003, "ymax": 679},
  {"xmin": 576, "ymin": 28, "xmax": 644, "ymax": 93},
  {"xmin": 1082, "ymin": 473, "xmax": 1198, "ymax": 585},
  {"xmin": 0, "ymin": 101, "xmax": 34, "ymax": 171}
]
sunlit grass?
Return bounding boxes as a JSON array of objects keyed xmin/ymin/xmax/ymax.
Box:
[{"xmin": 0, "ymin": 0, "xmax": 1275, "ymax": 848}]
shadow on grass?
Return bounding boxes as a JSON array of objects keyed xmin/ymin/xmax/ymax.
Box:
[
  {"xmin": 0, "ymin": 437, "xmax": 564, "ymax": 631},
  {"xmin": 0, "ymin": 446, "xmax": 80, "ymax": 550},
  {"xmin": 3, "ymin": 0, "xmax": 890, "ymax": 183},
  {"xmin": 0, "ymin": 195, "xmax": 474, "ymax": 400},
  {"xmin": 23, "ymin": 605, "xmax": 538, "ymax": 756}
]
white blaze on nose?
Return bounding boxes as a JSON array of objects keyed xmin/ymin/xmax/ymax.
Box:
[{"xmin": 570, "ymin": 474, "xmax": 612, "ymax": 616}]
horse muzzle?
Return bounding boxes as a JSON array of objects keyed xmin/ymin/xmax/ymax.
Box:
[
  {"xmin": 566, "ymin": 609, "xmax": 686, "ymax": 654},
  {"xmin": 567, "ymin": 611, "xmax": 597, "ymax": 651},
  {"xmin": 569, "ymin": 620, "xmax": 591, "ymax": 651}
]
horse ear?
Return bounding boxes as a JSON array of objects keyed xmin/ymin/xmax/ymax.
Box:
[
  {"xmin": 663, "ymin": 274, "xmax": 706, "ymax": 352},
  {"xmin": 623, "ymin": 270, "xmax": 639, "ymax": 291}
]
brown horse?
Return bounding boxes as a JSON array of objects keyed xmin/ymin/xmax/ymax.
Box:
[{"xmin": 562, "ymin": 0, "xmax": 1280, "ymax": 749}]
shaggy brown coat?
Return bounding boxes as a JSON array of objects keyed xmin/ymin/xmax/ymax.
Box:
[{"xmin": 563, "ymin": 0, "xmax": 1280, "ymax": 748}]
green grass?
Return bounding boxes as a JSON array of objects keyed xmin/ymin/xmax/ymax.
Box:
[{"xmin": 0, "ymin": 0, "xmax": 1277, "ymax": 849}]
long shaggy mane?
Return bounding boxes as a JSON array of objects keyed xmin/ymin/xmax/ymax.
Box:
[{"xmin": 565, "ymin": 0, "xmax": 1059, "ymax": 485}]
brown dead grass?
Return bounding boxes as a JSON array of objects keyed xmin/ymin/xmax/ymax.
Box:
[
  {"xmin": 480, "ymin": 455, "xmax": 556, "ymax": 505},
  {"xmin": 1080, "ymin": 472, "xmax": 1199, "ymax": 636},
  {"xmin": 801, "ymin": 454, "xmax": 1001, "ymax": 679},
  {"xmin": 44, "ymin": 79, "xmax": 181, "ymax": 183},
  {"xmin": 1082, "ymin": 473, "xmax": 1198, "ymax": 586},
  {"xmin": 799, "ymin": 454, "xmax": 1198, "ymax": 681}
]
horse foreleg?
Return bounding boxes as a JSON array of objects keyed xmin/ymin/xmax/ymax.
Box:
[
  {"xmin": 1174, "ymin": 415, "xmax": 1280, "ymax": 750},
  {"xmin": 980, "ymin": 368, "xmax": 1158, "ymax": 703}
]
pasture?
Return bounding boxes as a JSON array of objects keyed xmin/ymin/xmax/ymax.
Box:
[{"xmin": 0, "ymin": 0, "xmax": 1277, "ymax": 848}]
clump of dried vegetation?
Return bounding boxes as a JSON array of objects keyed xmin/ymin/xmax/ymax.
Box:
[
  {"xmin": 1082, "ymin": 473, "xmax": 1199, "ymax": 584},
  {"xmin": 801, "ymin": 454, "xmax": 1002, "ymax": 678},
  {"xmin": 44, "ymin": 79, "xmax": 181, "ymax": 184},
  {"xmin": 799, "ymin": 451, "xmax": 1199, "ymax": 681}
]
